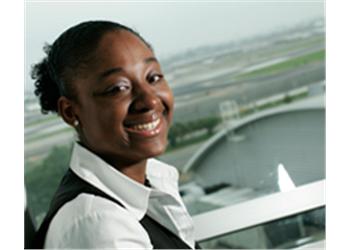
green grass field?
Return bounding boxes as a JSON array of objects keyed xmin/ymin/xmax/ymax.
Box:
[{"xmin": 239, "ymin": 49, "xmax": 325, "ymax": 79}]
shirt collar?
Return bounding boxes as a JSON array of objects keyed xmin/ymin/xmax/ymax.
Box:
[{"xmin": 69, "ymin": 142, "xmax": 152, "ymax": 220}]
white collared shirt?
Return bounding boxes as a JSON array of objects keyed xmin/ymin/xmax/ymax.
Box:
[{"xmin": 44, "ymin": 142, "xmax": 195, "ymax": 249}]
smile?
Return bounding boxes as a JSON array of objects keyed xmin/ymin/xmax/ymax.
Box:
[
  {"xmin": 124, "ymin": 117, "xmax": 164, "ymax": 137},
  {"xmin": 128, "ymin": 118, "xmax": 160, "ymax": 131}
]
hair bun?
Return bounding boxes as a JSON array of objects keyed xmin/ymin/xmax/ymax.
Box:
[{"xmin": 32, "ymin": 57, "xmax": 60, "ymax": 114}]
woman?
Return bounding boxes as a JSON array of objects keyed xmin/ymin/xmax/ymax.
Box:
[{"xmin": 32, "ymin": 20, "xmax": 198, "ymax": 249}]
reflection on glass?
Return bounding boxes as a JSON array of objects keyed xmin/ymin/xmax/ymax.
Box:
[
  {"xmin": 198, "ymin": 207, "xmax": 325, "ymax": 249},
  {"xmin": 277, "ymin": 163, "xmax": 296, "ymax": 192}
]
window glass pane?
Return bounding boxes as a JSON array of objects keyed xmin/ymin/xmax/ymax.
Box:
[
  {"xmin": 25, "ymin": 3, "xmax": 325, "ymax": 229},
  {"xmin": 198, "ymin": 207, "xmax": 325, "ymax": 249}
]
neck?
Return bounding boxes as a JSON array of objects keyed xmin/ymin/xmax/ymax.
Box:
[
  {"xmin": 102, "ymin": 156, "xmax": 148, "ymax": 184},
  {"xmin": 78, "ymin": 141, "xmax": 148, "ymax": 185}
]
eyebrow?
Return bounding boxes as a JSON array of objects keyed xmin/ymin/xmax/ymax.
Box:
[{"xmin": 98, "ymin": 56, "xmax": 159, "ymax": 79}]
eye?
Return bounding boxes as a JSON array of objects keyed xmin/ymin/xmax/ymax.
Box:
[
  {"xmin": 148, "ymin": 73, "xmax": 163, "ymax": 84},
  {"xmin": 104, "ymin": 82, "xmax": 130, "ymax": 95}
]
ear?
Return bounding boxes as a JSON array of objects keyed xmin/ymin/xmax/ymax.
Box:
[{"xmin": 57, "ymin": 96, "xmax": 79, "ymax": 127}]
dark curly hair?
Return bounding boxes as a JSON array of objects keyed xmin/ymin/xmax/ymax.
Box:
[{"xmin": 31, "ymin": 20, "xmax": 152, "ymax": 114}]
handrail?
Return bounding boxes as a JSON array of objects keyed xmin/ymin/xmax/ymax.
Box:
[{"xmin": 193, "ymin": 179, "xmax": 325, "ymax": 241}]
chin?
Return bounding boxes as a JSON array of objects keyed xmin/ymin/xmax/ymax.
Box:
[{"xmin": 142, "ymin": 139, "xmax": 168, "ymax": 159}]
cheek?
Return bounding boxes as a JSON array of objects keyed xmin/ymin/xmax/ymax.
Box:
[
  {"xmin": 100, "ymin": 108, "xmax": 128, "ymax": 132},
  {"xmin": 165, "ymin": 89, "xmax": 175, "ymax": 123},
  {"xmin": 161, "ymin": 85, "xmax": 174, "ymax": 112},
  {"xmin": 81, "ymin": 103, "xmax": 127, "ymax": 137}
]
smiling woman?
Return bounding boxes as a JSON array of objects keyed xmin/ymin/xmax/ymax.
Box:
[{"xmin": 30, "ymin": 20, "xmax": 197, "ymax": 249}]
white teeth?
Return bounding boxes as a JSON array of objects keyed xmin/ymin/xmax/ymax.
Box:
[{"xmin": 130, "ymin": 118, "xmax": 160, "ymax": 131}]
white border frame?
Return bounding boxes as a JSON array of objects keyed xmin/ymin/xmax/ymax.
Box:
[{"xmin": 193, "ymin": 179, "xmax": 325, "ymax": 241}]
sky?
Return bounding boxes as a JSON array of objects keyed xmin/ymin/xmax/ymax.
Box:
[{"xmin": 25, "ymin": 1, "xmax": 324, "ymax": 92}]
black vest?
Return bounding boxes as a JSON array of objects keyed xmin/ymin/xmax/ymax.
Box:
[{"xmin": 34, "ymin": 169, "xmax": 199, "ymax": 249}]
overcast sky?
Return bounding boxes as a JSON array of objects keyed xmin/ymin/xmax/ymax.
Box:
[{"xmin": 25, "ymin": 1, "xmax": 324, "ymax": 91}]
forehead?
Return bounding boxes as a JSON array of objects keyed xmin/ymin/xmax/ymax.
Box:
[{"xmin": 92, "ymin": 30, "xmax": 154, "ymax": 69}]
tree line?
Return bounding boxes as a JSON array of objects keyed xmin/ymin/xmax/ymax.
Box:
[{"xmin": 168, "ymin": 116, "xmax": 221, "ymax": 147}]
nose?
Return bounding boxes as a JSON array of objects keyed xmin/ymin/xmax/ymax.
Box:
[{"xmin": 130, "ymin": 85, "xmax": 161, "ymax": 113}]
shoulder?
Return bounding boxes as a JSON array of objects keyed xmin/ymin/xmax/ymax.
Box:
[{"xmin": 45, "ymin": 193, "xmax": 152, "ymax": 249}]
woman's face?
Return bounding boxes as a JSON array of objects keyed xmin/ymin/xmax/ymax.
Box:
[{"xmin": 72, "ymin": 30, "xmax": 174, "ymax": 166}]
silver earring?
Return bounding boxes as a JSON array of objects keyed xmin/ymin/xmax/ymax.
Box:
[{"xmin": 73, "ymin": 120, "xmax": 79, "ymax": 127}]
